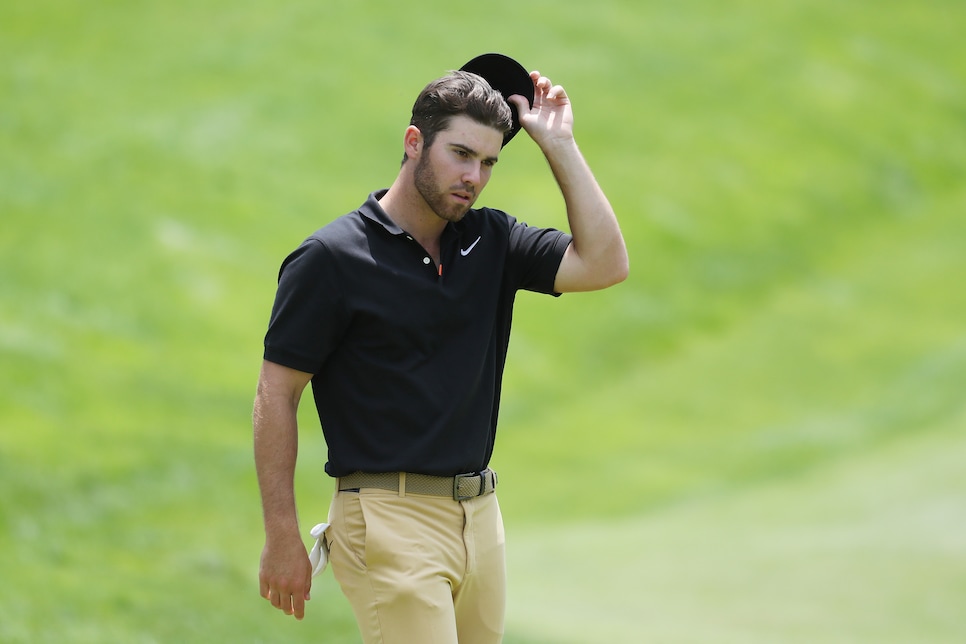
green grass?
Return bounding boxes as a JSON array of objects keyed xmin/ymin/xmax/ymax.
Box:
[
  {"xmin": 505, "ymin": 415, "xmax": 966, "ymax": 643},
  {"xmin": 2, "ymin": 0, "xmax": 965, "ymax": 641}
]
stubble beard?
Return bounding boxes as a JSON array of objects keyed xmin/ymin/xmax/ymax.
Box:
[{"xmin": 413, "ymin": 153, "xmax": 474, "ymax": 223}]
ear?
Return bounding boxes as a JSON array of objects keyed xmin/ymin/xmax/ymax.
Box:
[{"xmin": 404, "ymin": 126, "xmax": 423, "ymax": 161}]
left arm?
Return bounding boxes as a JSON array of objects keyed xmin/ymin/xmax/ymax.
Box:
[{"xmin": 510, "ymin": 71, "xmax": 629, "ymax": 293}]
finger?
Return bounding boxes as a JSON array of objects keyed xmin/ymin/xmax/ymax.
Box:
[
  {"xmin": 259, "ymin": 578, "xmax": 270, "ymax": 600},
  {"xmin": 292, "ymin": 592, "xmax": 307, "ymax": 620},
  {"xmin": 507, "ymin": 94, "xmax": 530, "ymax": 115},
  {"xmin": 298, "ymin": 571, "xmax": 312, "ymax": 616}
]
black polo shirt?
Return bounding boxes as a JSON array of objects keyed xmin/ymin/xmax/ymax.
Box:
[{"xmin": 264, "ymin": 190, "xmax": 571, "ymax": 477}]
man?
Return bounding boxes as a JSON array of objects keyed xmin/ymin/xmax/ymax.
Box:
[{"xmin": 254, "ymin": 56, "xmax": 628, "ymax": 643}]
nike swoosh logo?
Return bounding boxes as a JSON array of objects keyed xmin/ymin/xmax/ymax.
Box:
[{"xmin": 460, "ymin": 236, "xmax": 482, "ymax": 257}]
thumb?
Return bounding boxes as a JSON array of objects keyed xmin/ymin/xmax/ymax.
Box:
[{"xmin": 507, "ymin": 94, "xmax": 531, "ymax": 117}]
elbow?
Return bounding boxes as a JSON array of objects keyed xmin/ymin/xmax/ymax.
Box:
[
  {"xmin": 586, "ymin": 253, "xmax": 629, "ymax": 291},
  {"xmin": 605, "ymin": 260, "xmax": 629, "ymax": 289},
  {"xmin": 603, "ymin": 247, "xmax": 630, "ymax": 288},
  {"xmin": 557, "ymin": 242, "xmax": 629, "ymax": 292},
  {"xmin": 613, "ymin": 267, "xmax": 629, "ymax": 288}
]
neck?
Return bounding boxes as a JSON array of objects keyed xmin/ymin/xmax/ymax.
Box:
[{"xmin": 378, "ymin": 168, "xmax": 447, "ymax": 251}]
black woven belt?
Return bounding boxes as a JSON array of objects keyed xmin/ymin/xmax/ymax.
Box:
[{"xmin": 338, "ymin": 469, "xmax": 498, "ymax": 501}]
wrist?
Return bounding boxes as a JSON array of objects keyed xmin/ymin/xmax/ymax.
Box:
[
  {"xmin": 538, "ymin": 134, "xmax": 579, "ymax": 157},
  {"xmin": 265, "ymin": 528, "xmax": 304, "ymax": 551},
  {"xmin": 263, "ymin": 510, "xmax": 301, "ymax": 541}
]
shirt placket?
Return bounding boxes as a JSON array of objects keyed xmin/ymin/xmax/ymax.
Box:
[{"xmin": 403, "ymin": 234, "xmax": 443, "ymax": 281}]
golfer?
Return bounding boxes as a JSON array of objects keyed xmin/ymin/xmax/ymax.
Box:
[{"xmin": 253, "ymin": 55, "xmax": 628, "ymax": 643}]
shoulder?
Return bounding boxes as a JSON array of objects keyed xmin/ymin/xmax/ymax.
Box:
[
  {"xmin": 277, "ymin": 211, "xmax": 365, "ymax": 279},
  {"xmin": 306, "ymin": 211, "xmax": 367, "ymax": 246},
  {"xmin": 469, "ymin": 206, "xmax": 568, "ymax": 247},
  {"xmin": 462, "ymin": 206, "xmax": 516, "ymax": 237},
  {"xmin": 285, "ymin": 210, "xmax": 372, "ymax": 267}
]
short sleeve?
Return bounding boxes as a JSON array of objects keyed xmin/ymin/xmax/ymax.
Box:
[
  {"xmin": 263, "ymin": 238, "xmax": 349, "ymax": 374},
  {"xmin": 505, "ymin": 220, "xmax": 572, "ymax": 295}
]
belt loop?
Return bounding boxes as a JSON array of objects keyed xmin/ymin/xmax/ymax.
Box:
[{"xmin": 398, "ymin": 472, "xmax": 407, "ymax": 497}]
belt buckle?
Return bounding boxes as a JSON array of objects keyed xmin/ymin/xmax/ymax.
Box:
[{"xmin": 453, "ymin": 471, "xmax": 486, "ymax": 501}]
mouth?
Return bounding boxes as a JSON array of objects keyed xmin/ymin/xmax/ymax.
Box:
[
  {"xmin": 451, "ymin": 191, "xmax": 475, "ymax": 207},
  {"xmin": 450, "ymin": 185, "xmax": 475, "ymax": 203}
]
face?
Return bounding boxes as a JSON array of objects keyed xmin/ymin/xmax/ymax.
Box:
[{"xmin": 413, "ymin": 115, "xmax": 504, "ymax": 223}]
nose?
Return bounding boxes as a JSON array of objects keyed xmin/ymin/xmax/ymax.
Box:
[{"xmin": 462, "ymin": 161, "xmax": 483, "ymax": 186}]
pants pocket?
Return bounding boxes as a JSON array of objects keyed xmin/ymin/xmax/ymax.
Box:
[{"xmin": 333, "ymin": 491, "xmax": 368, "ymax": 570}]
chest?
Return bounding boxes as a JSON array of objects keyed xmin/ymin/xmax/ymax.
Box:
[{"xmin": 341, "ymin": 229, "xmax": 508, "ymax": 356}]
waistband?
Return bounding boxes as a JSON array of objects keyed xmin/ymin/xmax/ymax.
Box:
[{"xmin": 337, "ymin": 469, "xmax": 498, "ymax": 501}]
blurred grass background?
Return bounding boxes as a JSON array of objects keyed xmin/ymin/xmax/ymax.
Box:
[{"xmin": 2, "ymin": 0, "xmax": 964, "ymax": 642}]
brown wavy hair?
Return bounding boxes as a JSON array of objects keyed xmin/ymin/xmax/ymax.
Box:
[{"xmin": 403, "ymin": 71, "xmax": 512, "ymax": 164}]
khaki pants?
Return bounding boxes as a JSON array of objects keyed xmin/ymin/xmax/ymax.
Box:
[{"xmin": 326, "ymin": 487, "xmax": 506, "ymax": 644}]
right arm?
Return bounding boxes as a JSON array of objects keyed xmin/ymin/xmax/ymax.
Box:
[{"xmin": 253, "ymin": 359, "xmax": 315, "ymax": 620}]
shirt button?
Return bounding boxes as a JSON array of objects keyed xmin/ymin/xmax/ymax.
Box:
[{"xmin": 423, "ymin": 257, "xmax": 431, "ymax": 265}]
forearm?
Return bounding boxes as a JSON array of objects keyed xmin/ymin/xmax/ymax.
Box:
[
  {"xmin": 253, "ymin": 361, "xmax": 315, "ymax": 618},
  {"xmin": 253, "ymin": 383, "xmax": 302, "ymax": 540},
  {"xmin": 544, "ymin": 138, "xmax": 628, "ymax": 291}
]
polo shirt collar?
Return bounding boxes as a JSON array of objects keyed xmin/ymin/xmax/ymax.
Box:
[
  {"xmin": 357, "ymin": 190, "xmax": 403, "ymax": 234},
  {"xmin": 359, "ymin": 189, "xmax": 467, "ymax": 237}
]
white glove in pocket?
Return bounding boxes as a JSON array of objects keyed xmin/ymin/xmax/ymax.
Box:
[{"xmin": 308, "ymin": 522, "xmax": 330, "ymax": 577}]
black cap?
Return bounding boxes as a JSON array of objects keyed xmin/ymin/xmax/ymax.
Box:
[{"xmin": 460, "ymin": 53, "xmax": 534, "ymax": 146}]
